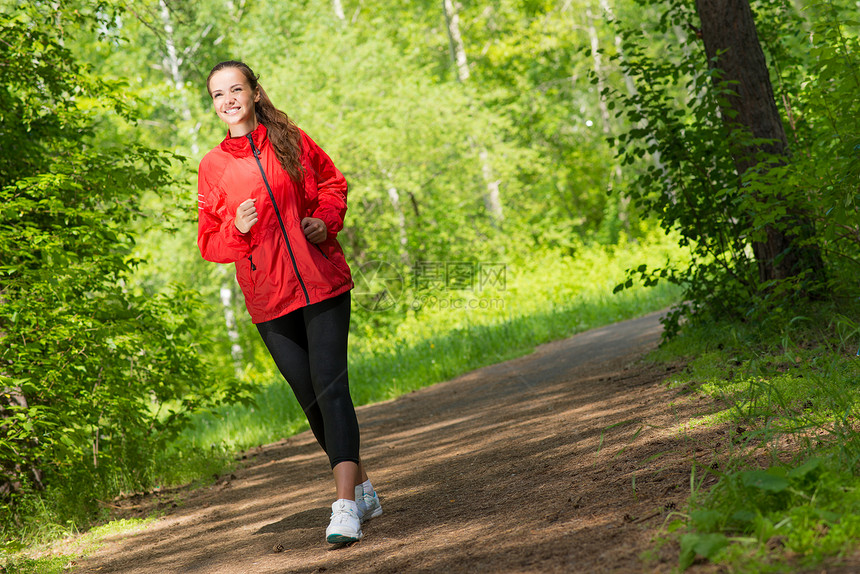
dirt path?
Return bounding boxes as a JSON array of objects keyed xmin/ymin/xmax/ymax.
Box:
[{"xmin": 76, "ymin": 310, "xmax": 724, "ymax": 574}]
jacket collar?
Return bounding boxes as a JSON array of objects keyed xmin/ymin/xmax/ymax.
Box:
[{"xmin": 219, "ymin": 122, "xmax": 268, "ymax": 158}]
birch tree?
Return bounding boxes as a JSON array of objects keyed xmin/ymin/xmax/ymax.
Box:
[
  {"xmin": 123, "ymin": 0, "xmax": 250, "ymax": 372},
  {"xmin": 441, "ymin": 0, "xmax": 504, "ymax": 226}
]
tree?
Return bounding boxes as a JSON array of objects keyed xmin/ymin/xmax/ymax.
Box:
[
  {"xmin": 606, "ymin": 0, "xmax": 854, "ymax": 324},
  {"xmin": 441, "ymin": 0, "xmax": 504, "ymax": 226},
  {"xmin": 695, "ymin": 0, "xmax": 823, "ymax": 285},
  {"xmin": 118, "ymin": 0, "xmax": 251, "ymax": 375},
  {"xmin": 0, "ymin": 2, "xmax": 249, "ymax": 528}
]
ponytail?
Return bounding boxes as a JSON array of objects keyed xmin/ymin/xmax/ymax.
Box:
[{"xmin": 207, "ymin": 60, "xmax": 304, "ymax": 182}]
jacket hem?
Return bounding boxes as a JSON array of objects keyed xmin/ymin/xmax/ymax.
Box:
[{"xmin": 249, "ymin": 281, "xmax": 354, "ymax": 324}]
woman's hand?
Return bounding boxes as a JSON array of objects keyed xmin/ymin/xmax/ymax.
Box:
[
  {"xmin": 302, "ymin": 217, "xmax": 327, "ymax": 244},
  {"xmin": 234, "ymin": 198, "xmax": 258, "ymax": 233}
]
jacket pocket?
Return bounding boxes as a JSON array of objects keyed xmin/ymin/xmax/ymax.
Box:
[
  {"xmin": 236, "ymin": 254, "xmax": 257, "ymax": 300},
  {"xmin": 247, "ymin": 254, "xmax": 258, "ymax": 290},
  {"xmin": 312, "ymin": 243, "xmax": 329, "ymax": 260}
]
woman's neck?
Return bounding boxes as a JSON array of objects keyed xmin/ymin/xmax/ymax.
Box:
[{"xmin": 228, "ymin": 118, "xmax": 259, "ymax": 138}]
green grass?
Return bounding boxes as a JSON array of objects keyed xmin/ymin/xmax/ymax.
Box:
[
  {"xmin": 647, "ymin": 305, "xmax": 860, "ymax": 572},
  {"xmin": 171, "ymin": 235, "xmax": 686, "ymax": 456},
  {"xmin": 1, "ymin": 518, "xmax": 155, "ymax": 574}
]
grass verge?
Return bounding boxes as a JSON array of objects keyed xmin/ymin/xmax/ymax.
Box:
[
  {"xmin": 1, "ymin": 518, "xmax": 155, "ymax": 574},
  {"xmin": 645, "ymin": 304, "xmax": 860, "ymax": 572}
]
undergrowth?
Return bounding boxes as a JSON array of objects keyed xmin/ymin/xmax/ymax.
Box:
[{"xmin": 649, "ymin": 303, "xmax": 860, "ymax": 572}]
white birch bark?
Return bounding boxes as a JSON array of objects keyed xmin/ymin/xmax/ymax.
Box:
[
  {"xmin": 158, "ymin": 0, "xmax": 200, "ymax": 156},
  {"xmin": 584, "ymin": 3, "xmax": 628, "ymax": 230},
  {"xmin": 442, "ymin": 0, "xmax": 504, "ymax": 224},
  {"xmin": 586, "ymin": 4, "xmax": 611, "ymax": 136},
  {"xmin": 442, "ymin": 0, "xmax": 470, "ymax": 83},
  {"xmin": 598, "ymin": 0, "xmax": 671, "ymax": 198},
  {"xmin": 479, "ymin": 148, "xmax": 503, "ymax": 223},
  {"xmin": 387, "ymin": 186, "xmax": 410, "ymax": 264},
  {"xmin": 219, "ymin": 266, "xmax": 245, "ymax": 377},
  {"xmin": 155, "ymin": 1, "xmax": 244, "ymax": 371},
  {"xmin": 332, "ymin": 0, "xmax": 346, "ymax": 22}
]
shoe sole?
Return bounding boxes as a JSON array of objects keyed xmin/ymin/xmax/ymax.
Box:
[
  {"xmin": 363, "ymin": 506, "xmax": 383, "ymax": 521},
  {"xmin": 326, "ymin": 532, "xmax": 362, "ymax": 544}
]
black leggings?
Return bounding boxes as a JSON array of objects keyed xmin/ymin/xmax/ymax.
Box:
[{"xmin": 256, "ymin": 291, "xmax": 360, "ymax": 468}]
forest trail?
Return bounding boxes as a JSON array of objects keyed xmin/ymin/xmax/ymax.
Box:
[{"xmin": 76, "ymin": 310, "xmax": 723, "ymax": 574}]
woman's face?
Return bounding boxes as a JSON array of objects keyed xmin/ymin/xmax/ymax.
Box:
[{"xmin": 208, "ymin": 67, "xmax": 260, "ymax": 137}]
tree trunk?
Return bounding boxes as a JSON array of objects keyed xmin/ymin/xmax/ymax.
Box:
[
  {"xmin": 586, "ymin": 4, "xmax": 611, "ymax": 136},
  {"xmin": 479, "ymin": 148, "xmax": 503, "ymax": 223},
  {"xmin": 219, "ymin": 267, "xmax": 245, "ymax": 377},
  {"xmin": 332, "ymin": 0, "xmax": 346, "ymax": 23},
  {"xmin": 442, "ymin": 0, "xmax": 470, "ymax": 83},
  {"xmin": 584, "ymin": 2, "xmax": 631, "ymax": 233},
  {"xmin": 0, "ymin": 388, "xmax": 44, "ymax": 496},
  {"xmin": 158, "ymin": 0, "xmax": 200, "ymax": 156},
  {"xmin": 441, "ymin": 0, "xmax": 504, "ymax": 225},
  {"xmin": 387, "ymin": 186, "xmax": 411, "ymax": 264},
  {"xmin": 695, "ymin": 0, "xmax": 822, "ymax": 283}
]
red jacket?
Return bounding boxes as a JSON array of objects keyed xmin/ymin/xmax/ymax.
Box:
[{"xmin": 197, "ymin": 123, "xmax": 353, "ymax": 323}]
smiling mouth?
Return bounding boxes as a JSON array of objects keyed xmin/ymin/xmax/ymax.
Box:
[{"xmin": 223, "ymin": 106, "xmax": 241, "ymax": 116}]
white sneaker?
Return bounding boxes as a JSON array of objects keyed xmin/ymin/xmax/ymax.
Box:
[
  {"xmin": 356, "ymin": 490, "xmax": 383, "ymax": 522},
  {"xmin": 326, "ymin": 500, "xmax": 363, "ymax": 544}
]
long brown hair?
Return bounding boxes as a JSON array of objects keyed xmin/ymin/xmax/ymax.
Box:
[{"xmin": 207, "ymin": 60, "xmax": 304, "ymax": 182}]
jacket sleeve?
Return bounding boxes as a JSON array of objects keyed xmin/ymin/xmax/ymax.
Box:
[
  {"xmin": 303, "ymin": 131, "xmax": 348, "ymax": 237},
  {"xmin": 197, "ymin": 158, "xmax": 252, "ymax": 263}
]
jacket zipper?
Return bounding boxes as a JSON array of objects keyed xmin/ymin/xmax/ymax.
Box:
[
  {"xmin": 313, "ymin": 243, "xmax": 329, "ymax": 259},
  {"xmin": 246, "ymin": 134, "xmax": 310, "ymax": 306},
  {"xmin": 248, "ymin": 254, "xmax": 256, "ymax": 270}
]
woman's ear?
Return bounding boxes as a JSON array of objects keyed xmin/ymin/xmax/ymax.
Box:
[{"xmin": 254, "ymin": 88, "xmax": 261, "ymax": 102}]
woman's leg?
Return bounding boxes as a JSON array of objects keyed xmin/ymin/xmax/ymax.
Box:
[
  {"xmin": 333, "ymin": 461, "xmax": 360, "ymax": 500},
  {"xmin": 302, "ymin": 292, "xmax": 374, "ymax": 542},
  {"xmin": 256, "ymin": 312, "xmax": 328, "ymax": 453},
  {"xmin": 302, "ymin": 292, "xmax": 361, "ymax": 479}
]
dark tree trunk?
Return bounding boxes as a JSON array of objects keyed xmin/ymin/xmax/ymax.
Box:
[{"xmin": 695, "ymin": 0, "xmax": 823, "ymax": 284}]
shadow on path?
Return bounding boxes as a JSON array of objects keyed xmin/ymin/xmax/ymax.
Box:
[{"xmin": 77, "ymin": 310, "xmax": 723, "ymax": 574}]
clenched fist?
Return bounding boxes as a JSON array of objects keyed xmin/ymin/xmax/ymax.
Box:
[
  {"xmin": 234, "ymin": 198, "xmax": 258, "ymax": 233},
  {"xmin": 302, "ymin": 217, "xmax": 327, "ymax": 244}
]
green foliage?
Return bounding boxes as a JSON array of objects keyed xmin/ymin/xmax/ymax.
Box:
[
  {"xmin": 0, "ymin": 554, "xmax": 71, "ymax": 574},
  {"xmin": 608, "ymin": 0, "xmax": 860, "ymax": 328},
  {"xmin": 0, "ymin": 2, "xmax": 251, "ymax": 539},
  {"xmin": 786, "ymin": 2, "xmax": 860, "ymax": 293},
  {"xmin": 678, "ymin": 460, "xmax": 860, "ymax": 572},
  {"xmin": 655, "ymin": 302, "xmax": 860, "ymax": 570}
]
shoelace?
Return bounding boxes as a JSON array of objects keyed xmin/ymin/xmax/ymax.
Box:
[{"xmin": 331, "ymin": 508, "xmax": 358, "ymax": 523}]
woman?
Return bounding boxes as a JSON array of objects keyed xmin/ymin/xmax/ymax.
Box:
[{"xmin": 197, "ymin": 60, "xmax": 381, "ymax": 544}]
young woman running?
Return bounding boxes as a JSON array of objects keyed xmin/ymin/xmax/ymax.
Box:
[{"xmin": 197, "ymin": 60, "xmax": 381, "ymax": 544}]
